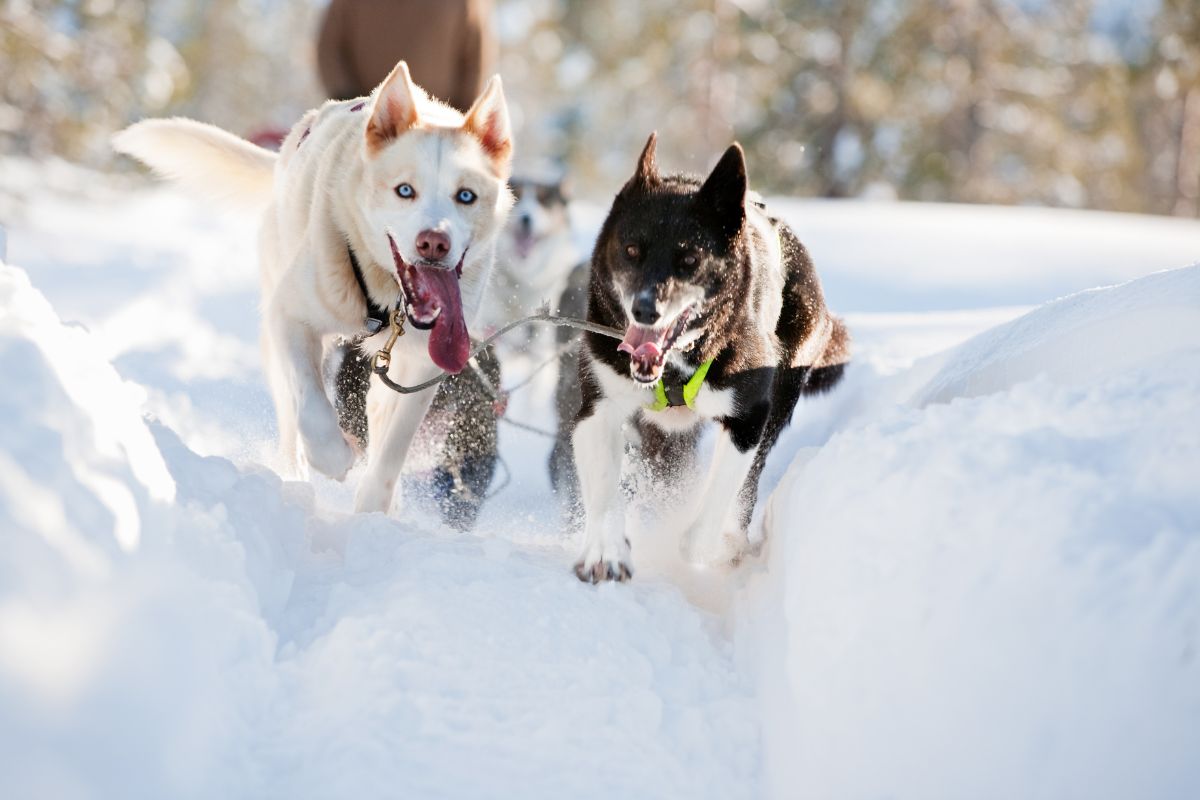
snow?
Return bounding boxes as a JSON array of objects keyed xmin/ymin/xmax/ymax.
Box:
[
  {"xmin": 744, "ymin": 267, "xmax": 1200, "ymax": 799},
  {"xmin": 1, "ymin": 155, "xmax": 1199, "ymax": 798}
]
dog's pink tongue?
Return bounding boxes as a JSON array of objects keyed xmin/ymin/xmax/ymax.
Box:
[
  {"xmin": 417, "ymin": 266, "xmax": 469, "ymax": 373},
  {"xmin": 618, "ymin": 327, "xmax": 663, "ymax": 367},
  {"xmin": 514, "ymin": 232, "xmax": 535, "ymax": 259}
]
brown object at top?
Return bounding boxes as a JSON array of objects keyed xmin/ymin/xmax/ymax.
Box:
[{"xmin": 317, "ymin": 0, "xmax": 495, "ymax": 112}]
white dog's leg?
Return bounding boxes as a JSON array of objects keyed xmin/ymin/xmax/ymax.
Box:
[
  {"xmin": 264, "ymin": 307, "xmax": 355, "ymax": 481},
  {"xmin": 261, "ymin": 329, "xmax": 301, "ymax": 476},
  {"xmin": 354, "ymin": 353, "xmax": 440, "ymax": 514},
  {"xmin": 679, "ymin": 428, "xmax": 758, "ymax": 566},
  {"xmin": 573, "ymin": 399, "xmax": 632, "ymax": 582}
]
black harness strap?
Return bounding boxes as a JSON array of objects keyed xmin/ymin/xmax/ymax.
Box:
[
  {"xmin": 662, "ymin": 378, "xmax": 688, "ymax": 408},
  {"xmin": 347, "ymin": 245, "xmax": 391, "ymax": 334}
]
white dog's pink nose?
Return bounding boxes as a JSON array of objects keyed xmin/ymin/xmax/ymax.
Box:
[{"xmin": 416, "ymin": 229, "xmax": 451, "ymax": 261}]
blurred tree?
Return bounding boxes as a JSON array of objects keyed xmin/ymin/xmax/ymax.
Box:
[
  {"xmin": 1, "ymin": 0, "xmax": 153, "ymax": 162},
  {"xmin": 0, "ymin": 0, "xmax": 320, "ymax": 165},
  {"xmin": 1133, "ymin": 0, "xmax": 1200, "ymax": 217},
  {"xmin": 497, "ymin": 0, "xmax": 1189, "ymax": 215},
  {"xmin": 1, "ymin": 0, "xmax": 1195, "ymax": 219}
]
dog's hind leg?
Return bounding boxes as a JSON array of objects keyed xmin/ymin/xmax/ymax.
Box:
[
  {"xmin": 354, "ymin": 354, "xmax": 441, "ymax": 514},
  {"xmin": 734, "ymin": 364, "xmax": 808, "ymax": 546}
]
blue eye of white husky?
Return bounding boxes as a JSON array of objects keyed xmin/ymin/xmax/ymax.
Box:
[
  {"xmin": 456, "ymin": 188, "xmax": 477, "ymax": 205},
  {"xmin": 396, "ymin": 183, "xmax": 415, "ymax": 199}
]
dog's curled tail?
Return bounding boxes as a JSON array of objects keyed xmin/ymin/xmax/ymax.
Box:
[{"xmin": 113, "ymin": 117, "xmax": 277, "ymax": 208}]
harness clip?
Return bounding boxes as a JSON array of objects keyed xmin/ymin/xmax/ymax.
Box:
[{"xmin": 371, "ymin": 306, "xmax": 406, "ymax": 374}]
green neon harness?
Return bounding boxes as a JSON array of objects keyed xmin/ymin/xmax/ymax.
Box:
[{"xmin": 647, "ymin": 357, "xmax": 715, "ymax": 411}]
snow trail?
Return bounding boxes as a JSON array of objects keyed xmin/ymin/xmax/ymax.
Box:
[{"xmin": 0, "ymin": 227, "xmax": 761, "ymax": 798}]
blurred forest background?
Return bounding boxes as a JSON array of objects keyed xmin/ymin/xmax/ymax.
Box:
[{"xmin": 2, "ymin": 0, "xmax": 1198, "ymax": 216}]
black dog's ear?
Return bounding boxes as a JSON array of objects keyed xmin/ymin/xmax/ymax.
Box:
[
  {"xmin": 621, "ymin": 132, "xmax": 660, "ymax": 193},
  {"xmin": 697, "ymin": 142, "xmax": 747, "ymax": 242},
  {"xmin": 635, "ymin": 132, "xmax": 659, "ymax": 182}
]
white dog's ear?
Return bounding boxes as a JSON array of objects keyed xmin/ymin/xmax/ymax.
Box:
[
  {"xmin": 463, "ymin": 75, "xmax": 512, "ymax": 176},
  {"xmin": 367, "ymin": 61, "xmax": 421, "ymax": 151}
]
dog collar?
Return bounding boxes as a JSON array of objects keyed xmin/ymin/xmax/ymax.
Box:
[
  {"xmin": 347, "ymin": 245, "xmax": 392, "ymax": 334},
  {"xmin": 647, "ymin": 358, "xmax": 714, "ymax": 411}
]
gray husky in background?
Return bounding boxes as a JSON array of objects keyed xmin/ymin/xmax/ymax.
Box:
[{"xmin": 483, "ymin": 176, "xmax": 579, "ymax": 344}]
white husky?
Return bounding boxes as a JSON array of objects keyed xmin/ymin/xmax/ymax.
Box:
[{"xmin": 114, "ymin": 62, "xmax": 514, "ymax": 514}]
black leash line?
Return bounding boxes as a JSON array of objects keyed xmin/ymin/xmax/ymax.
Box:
[
  {"xmin": 501, "ymin": 338, "xmax": 577, "ymax": 396},
  {"xmin": 371, "ymin": 308, "xmax": 623, "ymax": 395},
  {"xmin": 469, "ymin": 339, "xmax": 578, "ymax": 440}
]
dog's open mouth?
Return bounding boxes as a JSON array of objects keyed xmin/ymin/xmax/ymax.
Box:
[
  {"xmin": 389, "ymin": 235, "xmax": 470, "ymax": 374},
  {"xmin": 618, "ymin": 307, "xmax": 695, "ymax": 385},
  {"xmin": 514, "ymin": 230, "xmax": 536, "ymax": 259}
]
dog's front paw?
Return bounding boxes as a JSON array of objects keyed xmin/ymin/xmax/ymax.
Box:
[
  {"xmin": 573, "ymin": 538, "xmax": 632, "ymax": 583},
  {"xmin": 303, "ymin": 432, "xmax": 356, "ymax": 481},
  {"xmin": 354, "ymin": 474, "xmax": 397, "ymax": 514}
]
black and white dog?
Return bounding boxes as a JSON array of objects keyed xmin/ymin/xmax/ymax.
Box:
[{"xmin": 567, "ymin": 133, "xmax": 849, "ymax": 582}]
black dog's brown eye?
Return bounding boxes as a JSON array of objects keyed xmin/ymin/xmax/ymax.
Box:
[
  {"xmin": 682, "ymin": 253, "xmax": 698, "ymax": 268},
  {"xmin": 624, "ymin": 243, "xmax": 640, "ymax": 259}
]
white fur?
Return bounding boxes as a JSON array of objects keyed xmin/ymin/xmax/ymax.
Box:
[
  {"xmin": 114, "ymin": 62, "xmax": 514, "ymax": 516},
  {"xmin": 746, "ymin": 205, "xmax": 786, "ymax": 365},
  {"xmin": 572, "ymin": 399, "xmax": 633, "ymax": 575},
  {"xmin": 113, "ymin": 117, "xmax": 276, "ymax": 209},
  {"xmin": 677, "ymin": 428, "xmax": 756, "ymax": 565},
  {"xmin": 571, "ymin": 356, "xmax": 647, "ymax": 577}
]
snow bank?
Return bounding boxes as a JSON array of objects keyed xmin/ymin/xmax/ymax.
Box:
[
  {"xmin": 749, "ymin": 265, "xmax": 1200, "ymax": 799},
  {"xmin": 0, "ymin": 261, "xmax": 174, "ymax": 553},
  {"xmin": 0, "ymin": 259, "xmax": 292, "ymax": 798},
  {"xmin": 914, "ymin": 266, "xmax": 1200, "ymax": 404},
  {"xmin": 1, "ymin": 157, "xmax": 269, "ymax": 462}
]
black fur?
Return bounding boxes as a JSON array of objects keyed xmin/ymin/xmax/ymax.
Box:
[
  {"xmin": 548, "ymin": 260, "xmax": 589, "ymax": 515},
  {"xmin": 558, "ymin": 133, "xmax": 850, "ymax": 560}
]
